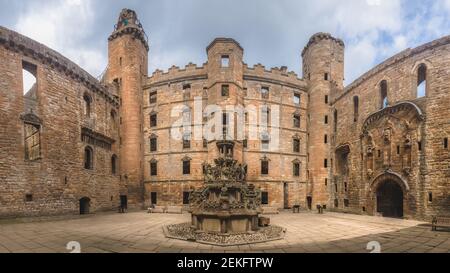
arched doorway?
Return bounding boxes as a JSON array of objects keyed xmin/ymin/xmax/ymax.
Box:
[
  {"xmin": 79, "ymin": 197, "xmax": 91, "ymax": 215},
  {"xmin": 376, "ymin": 180, "xmax": 404, "ymax": 218}
]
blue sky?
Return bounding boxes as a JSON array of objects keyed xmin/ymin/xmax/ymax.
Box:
[{"xmin": 1, "ymin": 0, "xmax": 450, "ymax": 85}]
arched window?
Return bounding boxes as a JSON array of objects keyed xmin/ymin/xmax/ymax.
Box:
[
  {"xmin": 83, "ymin": 94, "xmax": 92, "ymax": 117},
  {"xmin": 417, "ymin": 64, "xmax": 427, "ymax": 98},
  {"xmin": 353, "ymin": 96, "xmax": 359, "ymax": 122},
  {"xmin": 380, "ymin": 80, "xmax": 388, "ymax": 109},
  {"xmin": 111, "ymin": 154, "xmax": 118, "ymax": 175},
  {"xmin": 84, "ymin": 146, "xmax": 93, "ymax": 170},
  {"xmin": 22, "ymin": 61, "xmax": 37, "ymax": 97}
]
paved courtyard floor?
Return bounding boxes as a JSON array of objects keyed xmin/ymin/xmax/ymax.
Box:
[{"xmin": 0, "ymin": 211, "xmax": 449, "ymax": 253}]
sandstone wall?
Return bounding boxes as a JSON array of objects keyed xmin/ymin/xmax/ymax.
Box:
[
  {"xmin": 0, "ymin": 27, "xmax": 120, "ymax": 218},
  {"xmin": 331, "ymin": 35, "xmax": 450, "ymax": 220}
]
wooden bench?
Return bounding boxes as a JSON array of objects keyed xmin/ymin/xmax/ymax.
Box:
[
  {"xmin": 262, "ymin": 207, "xmax": 279, "ymax": 215},
  {"xmin": 166, "ymin": 206, "xmax": 183, "ymax": 214},
  {"xmin": 432, "ymin": 216, "xmax": 450, "ymax": 231},
  {"xmin": 148, "ymin": 206, "xmax": 166, "ymax": 213}
]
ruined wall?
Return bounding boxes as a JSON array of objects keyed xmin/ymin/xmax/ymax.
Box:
[
  {"xmin": 331, "ymin": 35, "xmax": 450, "ymax": 220},
  {"xmin": 0, "ymin": 27, "xmax": 120, "ymax": 218}
]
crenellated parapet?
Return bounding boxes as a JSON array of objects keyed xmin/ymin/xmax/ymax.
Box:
[
  {"xmin": 145, "ymin": 62, "xmax": 208, "ymax": 88},
  {"xmin": 301, "ymin": 32, "xmax": 345, "ymax": 57},
  {"xmin": 0, "ymin": 26, "xmax": 118, "ymax": 106},
  {"xmin": 243, "ymin": 63, "xmax": 306, "ymax": 90}
]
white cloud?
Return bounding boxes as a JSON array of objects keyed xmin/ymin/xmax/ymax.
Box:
[{"xmin": 14, "ymin": 0, "xmax": 106, "ymax": 78}]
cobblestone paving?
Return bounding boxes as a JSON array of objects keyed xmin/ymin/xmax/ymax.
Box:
[{"xmin": 0, "ymin": 211, "xmax": 449, "ymax": 253}]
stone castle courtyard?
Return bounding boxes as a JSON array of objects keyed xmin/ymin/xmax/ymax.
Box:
[{"xmin": 0, "ymin": 211, "xmax": 448, "ymax": 253}]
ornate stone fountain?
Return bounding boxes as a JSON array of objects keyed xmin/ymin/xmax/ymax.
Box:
[{"xmin": 163, "ymin": 141, "xmax": 286, "ymax": 246}]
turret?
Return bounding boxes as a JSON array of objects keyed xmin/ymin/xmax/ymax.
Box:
[
  {"xmin": 105, "ymin": 9, "xmax": 149, "ymax": 209},
  {"xmin": 302, "ymin": 33, "xmax": 345, "ymax": 208}
]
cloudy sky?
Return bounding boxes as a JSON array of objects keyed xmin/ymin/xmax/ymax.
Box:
[{"xmin": 1, "ymin": 0, "xmax": 450, "ymax": 85}]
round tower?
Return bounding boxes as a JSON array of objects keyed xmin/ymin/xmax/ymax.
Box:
[
  {"xmin": 302, "ymin": 33, "xmax": 344, "ymax": 208},
  {"xmin": 106, "ymin": 9, "xmax": 149, "ymax": 209}
]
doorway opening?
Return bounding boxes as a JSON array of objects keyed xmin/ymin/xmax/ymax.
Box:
[
  {"xmin": 79, "ymin": 197, "xmax": 91, "ymax": 215},
  {"xmin": 376, "ymin": 180, "xmax": 404, "ymax": 218}
]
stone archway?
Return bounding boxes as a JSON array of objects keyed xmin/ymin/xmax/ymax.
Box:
[
  {"xmin": 368, "ymin": 171, "xmax": 409, "ymax": 218},
  {"xmin": 376, "ymin": 180, "xmax": 404, "ymax": 218}
]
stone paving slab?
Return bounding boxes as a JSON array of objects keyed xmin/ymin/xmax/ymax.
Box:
[{"xmin": 0, "ymin": 211, "xmax": 449, "ymax": 253}]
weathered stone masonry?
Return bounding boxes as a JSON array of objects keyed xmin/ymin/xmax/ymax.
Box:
[{"xmin": 0, "ymin": 9, "xmax": 449, "ymax": 220}]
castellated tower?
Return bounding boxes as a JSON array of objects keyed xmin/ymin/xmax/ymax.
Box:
[
  {"xmin": 106, "ymin": 9, "xmax": 149, "ymax": 208},
  {"xmin": 206, "ymin": 38, "xmax": 245, "ymax": 163},
  {"xmin": 302, "ymin": 33, "xmax": 344, "ymax": 208}
]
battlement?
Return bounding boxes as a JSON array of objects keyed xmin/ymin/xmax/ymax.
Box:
[
  {"xmin": 301, "ymin": 32, "xmax": 345, "ymax": 57},
  {"xmin": 146, "ymin": 62, "xmax": 208, "ymax": 87},
  {"xmin": 243, "ymin": 63, "xmax": 305, "ymax": 88}
]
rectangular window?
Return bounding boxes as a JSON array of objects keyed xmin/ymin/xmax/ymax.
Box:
[
  {"xmin": 150, "ymin": 114, "xmax": 157, "ymax": 127},
  {"xmin": 149, "ymin": 91, "xmax": 157, "ymax": 104},
  {"xmin": 150, "ymin": 138, "xmax": 157, "ymax": 152},
  {"xmin": 183, "ymin": 136, "xmax": 191, "ymax": 149},
  {"xmin": 397, "ymin": 145, "xmax": 400, "ymax": 155},
  {"xmin": 325, "ymin": 115, "xmax": 329, "ymax": 124},
  {"xmin": 203, "ymin": 138, "xmax": 208, "ymax": 148},
  {"xmin": 183, "ymin": 192, "xmax": 190, "ymax": 205},
  {"xmin": 324, "ymin": 73, "xmax": 329, "ymax": 81},
  {"xmin": 243, "ymin": 139, "xmax": 248, "ymax": 149},
  {"xmin": 294, "ymin": 93, "xmax": 301, "ymax": 105},
  {"xmin": 261, "ymin": 87, "xmax": 270, "ymax": 99},
  {"xmin": 444, "ymin": 138, "xmax": 448, "ymax": 149},
  {"xmin": 262, "ymin": 140, "xmax": 270, "ymax": 151},
  {"xmin": 24, "ymin": 123, "xmax": 41, "ymax": 161},
  {"xmin": 221, "ymin": 55, "xmax": 230, "ymax": 68},
  {"xmin": 324, "ymin": 159, "xmax": 328, "ymax": 168},
  {"xmin": 324, "ymin": 134, "xmax": 328, "ymax": 144},
  {"xmin": 293, "ymin": 139, "xmax": 300, "ymax": 153},
  {"xmin": 293, "ymin": 163, "xmax": 300, "ymax": 177},
  {"xmin": 183, "ymin": 84, "xmax": 191, "ymax": 100},
  {"xmin": 428, "ymin": 192, "xmax": 433, "ymax": 203},
  {"xmin": 25, "ymin": 194, "xmax": 33, "ymax": 202},
  {"xmin": 261, "ymin": 161, "xmax": 269, "ymax": 175},
  {"xmin": 150, "ymin": 162, "xmax": 157, "ymax": 176},
  {"xmin": 325, "ymin": 95, "xmax": 329, "ymax": 104},
  {"xmin": 261, "ymin": 192, "xmax": 269, "ymax": 205},
  {"xmin": 151, "ymin": 192, "xmax": 157, "ymax": 205},
  {"xmin": 418, "ymin": 141, "xmax": 422, "ymax": 151},
  {"xmin": 293, "ymin": 115, "xmax": 301, "ymax": 128},
  {"xmin": 221, "ymin": 85, "xmax": 229, "ymax": 97},
  {"xmin": 183, "ymin": 160, "xmax": 191, "ymax": 175},
  {"xmin": 325, "ymin": 178, "xmax": 328, "ymax": 186}
]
